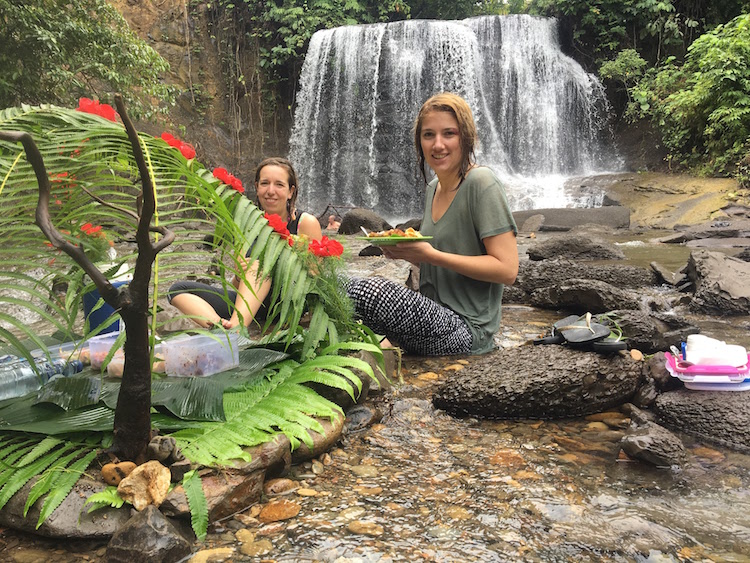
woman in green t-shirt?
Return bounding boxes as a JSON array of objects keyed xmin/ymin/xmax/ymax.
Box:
[{"xmin": 346, "ymin": 93, "xmax": 518, "ymax": 355}]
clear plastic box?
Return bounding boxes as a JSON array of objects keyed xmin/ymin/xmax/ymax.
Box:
[
  {"xmin": 89, "ymin": 333, "xmax": 123, "ymax": 369},
  {"xmin": 107, "ymin": 343, "xmax": 164, "ymax": 377},
  {"xmin": 163, "ymin": 333, "xmax": 239, "ymax": 377}
]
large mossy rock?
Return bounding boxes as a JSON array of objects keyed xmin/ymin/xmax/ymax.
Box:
[{"xmin": 433, "ymin": 345, "xmax": 643, "ymax": 420}]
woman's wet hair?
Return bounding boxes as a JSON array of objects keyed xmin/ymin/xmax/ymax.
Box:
[
  {"xmin": 254, "ymin": 156, "xmax": 300, "ymax": 217},
  {"xmin": 413, "ymin": 92, "xmax": 478, "ymax": 186}
]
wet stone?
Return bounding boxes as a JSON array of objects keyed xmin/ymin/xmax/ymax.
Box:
[
  {"xmin": 258, "ymin": 499, "xmax": 301, "ymax": 523},
  {"xmin": 239, "ymin": 539, "xmax": 273, "ymax": 556},
  {"xmin": 347, "ymin": 520, "xmax": 384, "ymax": 536},
  {"xmin": 263, "ymin": 477, "xmax": 297, "ymax": 496},
  {"xmin": 188, "ymin": 547, "xmax": 235, "ymax": 563}
]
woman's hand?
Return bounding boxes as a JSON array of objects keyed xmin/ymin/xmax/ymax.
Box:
[
  {"xmin": 384, "ymin": 231, "xmax": 518, "ymax": 285},
  {"xmin": 382, "ymin": 241, "xmax": 434, "ymax": 266}
]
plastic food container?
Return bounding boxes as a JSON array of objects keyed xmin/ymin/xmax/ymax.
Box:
[
  {"xmin": 89, "ymin": 333, "xmax": 123, "ymax": 369},
  {"xmin": 107, "ymin": 344, "xmax": 164, "ymax": 377},
  {"xmin": 163, "ymin": 333, "xmax": 239, "ymax": 377},
  {"xmin": 665, "ymin": 352, "xmax": 750, "ymax": 390}
]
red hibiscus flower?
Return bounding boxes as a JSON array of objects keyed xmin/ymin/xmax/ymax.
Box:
[
  {"xmin": 264, "ymin": 213, "xmax": 290, "ymax": 239},
  {"xmin": 76, "ymin": 97, "xmax": 117, "ymax": 122},
  {"xmin": 160, "ymin": 132, "xmax": 196, "ymax": 160},
  {"xmin": 309, "ymin": 236, "xmax": 344, "ymax": 257},
  {"xmin": 212, "ymin": 167, "xmax": 244, "ymax": 194}
]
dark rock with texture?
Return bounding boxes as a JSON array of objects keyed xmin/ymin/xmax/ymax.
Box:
[
  {"xmin": 653, "ymin": 389, "xmax": 750, "ymax": 453},
  {"xmin": 433, "ymin": 345, "xmax": 642, "ymax": 420},
  {"xmin": 620, "ymin": 407, "xmax": 686, "ymax": 467},
  {"xmin": 529, "ymin": 279, "xmax": 641, "ymax": 313},
  {"xmin": 527, "ymin": 234, "xmax": 625, "ymax": 261},
  {"xmin": 339, "ymin": 208, "xmax": 391, "ymax": 235},
  {"xmin": 608, "ymin": 311, "xmax": 700, "ymax": 355},
  {"xmin": 686, "ymin": 249, "xmax": 750, "ymax": 315},
  {"xmin": 106, "ymin": 505, "xmax": 191, "ymax": 563},
  {"xmin": 514, "ymin": 258, "xmax": 657, "ymax": 295}
]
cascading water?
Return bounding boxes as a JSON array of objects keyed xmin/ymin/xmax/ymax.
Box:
[{"xmin": 289, "ymin": 15, "xmax": 622, "ymax": 221}]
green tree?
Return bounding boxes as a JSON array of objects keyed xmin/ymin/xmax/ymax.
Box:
[
  {"xmin": 0, "ymin": 0, "xmax": 175, "ymax": 118},
  {"xmin": 630, "ymin": 13, "xmax": 750, "ymax": 173}
]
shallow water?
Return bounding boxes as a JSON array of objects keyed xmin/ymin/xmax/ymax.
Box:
[{"xmin": 4, "ymin": 234, "xmax": 750, "ymax": 562}]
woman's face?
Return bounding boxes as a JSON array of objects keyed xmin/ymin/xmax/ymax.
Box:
[
  {"xmin": 256, "ymin": 164, "xmax": 294, "ymax": 219},
  {"xmin": 420, "ymin": 110, "xmax": 462, "ymax": 180}
]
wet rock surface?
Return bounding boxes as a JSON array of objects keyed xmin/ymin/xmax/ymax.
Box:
[
  {"xmin": 653, "ymin": 389, "xmax": 750, "ymax": 453},
  {"xmin": 432, "ymin": 345, "xmax": 643, "ymax": 420},
  {"xmin": 105, "ymin": 505, "xmax": 191, "ymax": 563}
]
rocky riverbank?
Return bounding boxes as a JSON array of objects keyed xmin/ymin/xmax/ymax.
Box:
[{"xmin": 3, "ymin": 171, "xmax": 750, "ymax": 562}]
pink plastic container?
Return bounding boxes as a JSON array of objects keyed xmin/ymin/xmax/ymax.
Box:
[{"xmin": 665, "ymin": 352, "xmax": 750, "ymax": 386}]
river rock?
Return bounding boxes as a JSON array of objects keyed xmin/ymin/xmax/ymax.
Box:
[
  {"xmin": 511, "ymin": 258, "xmax": 657, "ymax": 301},
  {"xmin": 106, "ymin": 505, "xmax": 191, "ymax": 563},
  {"xmin": 529, "ymin": 279, "xmax": 641, "ymax": 313},
  {"xmin": 526, "ymin": 233, "xmax": 625, "ymax": 261},
  {"xmin": 290, "ymin": 414, "xmax": 345, "ymax": 463},
  {"xmin": 653, "ymin": 389, "xmax": 750, "ymax": 453},
  {"xmin": 432, "ymin": 345, "xmax": 642, "ymax": 420},
  {"xmin": 685, "ymin": 249, "xmax": 750, "ymax": 315},
  {"xmin": 620, "ymin": 407, "xmax": 686, "ymax": 467},
  {"xmin": 512, "ymin": 206, "xmax": 630, "ymax": 231},
  {"xmin": 0, "ymin": 477, "xmax": 131, "ymax": 538},
  {"xmin": 607, "ymin": 310, "xmax": 700, "ymax": 355},
  {"xmin": 339, "ymin": 208, "xmax": 392, "ymax": 235},
  {"xmin": 162, "ymin": 467, "xmax": 266, "ymax": 521},
  {"xmin": 117, "ymin": 460, "xmax": 172, "ymax": 511}
]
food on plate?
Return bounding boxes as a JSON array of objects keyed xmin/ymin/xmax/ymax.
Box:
[{"xmin": 366, "ymin": 227, "xmax": 422, "ymax": 238}]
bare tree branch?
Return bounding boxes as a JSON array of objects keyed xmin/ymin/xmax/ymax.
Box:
[{"xmin": 114, "ymin": 95, "xmax": 175, "ymax": 289}]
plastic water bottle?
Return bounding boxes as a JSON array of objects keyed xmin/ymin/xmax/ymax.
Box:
[{"xmin": 0, "ymin": 355, "xmax": 84, "ymax": 401}]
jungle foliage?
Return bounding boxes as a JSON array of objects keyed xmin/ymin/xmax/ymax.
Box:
[{"xmin": 0, "ymin": 0, "xmax": 175, "ymax": 119}]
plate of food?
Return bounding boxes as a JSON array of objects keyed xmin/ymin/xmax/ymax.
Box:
[{"xmin": 356, "ymin": 227, "xmax": 433, "ymax": 246}]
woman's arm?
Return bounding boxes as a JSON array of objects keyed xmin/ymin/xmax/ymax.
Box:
[
  {"xmin": 385, "ymin": 230, "xmax": 518, "ymax": 285},
  {"xmin": 297, "ymin": 212, "xmax": 323, "ymax": 241},
  {"xmin": 224, "ymin": 257, "xmax": 271, "ymax": 329}
]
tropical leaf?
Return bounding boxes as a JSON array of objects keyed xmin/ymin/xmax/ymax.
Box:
[
  {"xmin": 34, "ymin": 449, "xmax": 98, "ymax": 528},
  {"xmin": 83, "ymin": 485, "xmax": 126, "ymax": 513},
  {"xmin": 0, "ymin": 442, "xmax": 76, "ymax": 511},
  {"xmin": 182, "ymin": 469, "xmax": 208, "ymax": 541}
]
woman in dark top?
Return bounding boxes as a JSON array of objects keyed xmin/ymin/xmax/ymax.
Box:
[{"xmin": 169, "ymin": 157, "xmax": 322, "ymax": 328}]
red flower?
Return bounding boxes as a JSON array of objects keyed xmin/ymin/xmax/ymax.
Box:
[
  {"xmin": 160, "ymin": 132, "xmax": 196, "ymax": 160},
  {"xmin": 213, "ymin": 167, "xmax": 244, "ymax": 194},
  {"xmin": 212, "ymin": 167, "xmax": 229, "ymax": 183},
  {"xmin": 178, "ymin": 142, "xmax": 196, "ymax": 160},
  {"xmin": 80, "ymin": 223, "xmax": 103, "ymax": 236},
  {"xmin": 264, "ymin": 213, "xmax": 290, "ymax": 239},
  {"xmin": 76, "ymin": 97, "xmax": 117, "ymax": 122},
  {"xmin": 309, "ymin": 236, "xmax": 344, "ymax": 257}
]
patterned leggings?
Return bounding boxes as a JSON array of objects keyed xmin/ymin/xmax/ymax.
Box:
[{"xmin": 345, "ymin": 276, "xmax": 472, "ymax": 356}]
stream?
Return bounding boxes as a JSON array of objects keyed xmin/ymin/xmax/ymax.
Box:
[{"xmin": 2, "ymin": 232, "xmax": 750, "ymax": 562}]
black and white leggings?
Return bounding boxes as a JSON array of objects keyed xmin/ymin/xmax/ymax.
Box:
[{"xmin": 344, "ymin": 276, "xmax": 472, "ymax": 356}]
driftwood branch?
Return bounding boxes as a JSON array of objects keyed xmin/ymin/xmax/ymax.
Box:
[{"xmin": 114, "ymin": 95, "xmax": 175, "ymax": 275}]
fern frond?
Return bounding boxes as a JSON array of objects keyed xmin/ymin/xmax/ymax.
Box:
[
  {"xmin": 182, "ymin": 469, "xmax": 208, "ymax": 541},
  {"xmin": 36, "ymin": 449, "xmax": 97, "ymax": 527},
  {"xmin": 0, "ymin": 443, "xmax": 76, "ymax": 511},
  {"xmin": 83, "ymin": 486, "xmax": 126, "ymax": 513}
]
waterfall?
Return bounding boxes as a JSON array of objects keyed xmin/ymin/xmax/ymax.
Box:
[{"xmin": 289, "ymin": 15, "xmax": 621, "ymax": 221}]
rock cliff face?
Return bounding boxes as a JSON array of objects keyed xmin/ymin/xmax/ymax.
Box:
[{"xmin": 110, "ymin": 0, "xmax": 290, "ymax": 188}]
